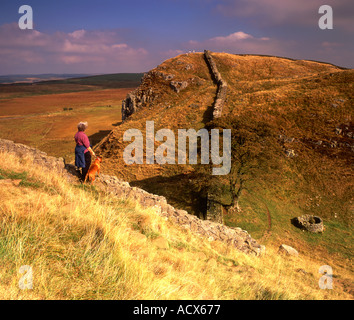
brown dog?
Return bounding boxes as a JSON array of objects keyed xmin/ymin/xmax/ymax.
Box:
[{"xmin": 84, "ymin": 156, "xmax": 102, "ymax": 184}]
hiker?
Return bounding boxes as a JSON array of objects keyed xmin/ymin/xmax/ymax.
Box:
[{"xmin": 74, "ymin": 121, "xmax": 95, "ymax": 181}]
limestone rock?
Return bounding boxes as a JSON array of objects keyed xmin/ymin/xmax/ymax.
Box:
[
  {"xmin": 0, "ymin": 139, "xmax": 65, "ymax": 173},
  {"xmin": 278, "ymin": 244, "xmax": 299, "ymax": 256},
  {"xmin": 121, "ymin": 78, "xmax": 155, "ymax": 121},
  {"xmin": 154, "ymin": 71, "xmax": 175, "ymax": 81},
  {"xmin": 170, "ymin": 80, "xmax": 189, "ymax": 93}
]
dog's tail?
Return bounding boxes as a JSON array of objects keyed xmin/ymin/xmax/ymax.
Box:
[{"xmin": 84, "ymin": 174, "xmax": 90, "ymax": 183}]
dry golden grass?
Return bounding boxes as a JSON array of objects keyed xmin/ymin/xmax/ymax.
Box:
[
  {"xmin": 0, "ymin": 151, "xmax": 352, "ymax": 300},
  {"xmin": 0, "ymin": 88, "xmax": 130, "ymax": 117}
]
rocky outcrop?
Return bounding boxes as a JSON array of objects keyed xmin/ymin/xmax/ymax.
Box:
[
  {"xmin": 121, "ymin": 69, "xmax": 172, "ymax": 121},
  {"xmin": 121, "ymin": 68, "xmax": 189, "ymax": 120},
  {"xmin": 170, "ymin": 80, "xmax": 189, "ymax": 93},
  {"xmin": 0, "ymin": 138, "xmax": 265, "ymax": 256},
  {"xmin": 0, "ymin": 139, "xmax": 65, "ymax": 173},
  {"xmin": 203, "ymin": 50, "xmax": 228, "ymax": 119},
  {"xmin": 278, "ymin": 244, "xmax": 299, "ymax": 256},
  {"xmin": 121, "ymin": 87, "xmax": 155, "ymax": 121}
]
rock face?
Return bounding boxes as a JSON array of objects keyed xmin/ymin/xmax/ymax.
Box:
[
  {"xmin": 121, "ymin": 69, "xmax": 174, "ymax": 121},
  {"xmin": 170, "ymin": 80, "xmax": 189, "ymax": 93},
  {"xmin": 0, "ymin": 139, "xmax": 65, "ymax": 173},
  {"xmin": 0, "ymin": 139, "xmax": 265, "ymax": 256},
  {"xmin": 291, "ymin": 214, "xmax": 324, "ymax": 233},
  {"xmin": 121, "ymin": 92, "xmax": 137, "ymax": 121},
  {"xmin": 121, "ymin": 67, "xmax": 192, "ymax": 120},
  {"xmin": 121, "ymin": 87, "xmax": 155, "ymax": 121}
]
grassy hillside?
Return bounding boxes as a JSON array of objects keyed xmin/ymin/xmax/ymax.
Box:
[
  {"xmin": 0, "ymin": 151, "xmax": 352, "ymax": 299},
  {"xmin": 0, "ymin": 53, "xmax": 352, "ymax": 300},
  {"xmin": 94, "ymin": 52, "xmax": 353, "ymax": 278}
]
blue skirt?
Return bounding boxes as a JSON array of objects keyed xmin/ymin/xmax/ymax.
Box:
[{"xmin": 75, "ymin": 145, "xmax": 87, "ymax": 168}]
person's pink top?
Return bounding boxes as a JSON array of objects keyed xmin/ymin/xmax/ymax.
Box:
[{"xmin": 74, "ymin": 131, "xmax": 90, "ymax": 153}]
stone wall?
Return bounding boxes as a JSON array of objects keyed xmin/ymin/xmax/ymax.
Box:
[
  {"xmin": 203, "ymin": 50, "xmax": 228, "ymax": 119},
  {"xmin": 98, "ymin": 173, "xmax": 264, "ymax": 256},
  {"xmin": 0, "ymin": 139, "xmax": 65, "ymax": 173},
  {"xmin": 0, "ymin": 138, "xmax": 265, "ymax": 256},
  {"xmin": 203, "ymin": 50, "xmax": 230, "ymax": 223}
]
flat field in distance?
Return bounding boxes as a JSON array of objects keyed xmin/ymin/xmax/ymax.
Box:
[{"xmin": 0, "ymin": 73, "xmax": 142, "ymax": 161}]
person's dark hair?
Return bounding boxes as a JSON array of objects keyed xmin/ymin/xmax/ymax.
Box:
[{"xmin": 77, "ymin": 121, "xmax": 88, "ymax": 132}]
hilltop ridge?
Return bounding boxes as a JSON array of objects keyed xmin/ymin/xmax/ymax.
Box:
[{"xmin": 95, "ymin": 52, "xmax": 353, "ymax": 214}]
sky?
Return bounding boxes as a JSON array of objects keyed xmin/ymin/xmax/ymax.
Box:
[{"xmin": 0, "ymin": 0, "xmax": 353, "ymax": 75}]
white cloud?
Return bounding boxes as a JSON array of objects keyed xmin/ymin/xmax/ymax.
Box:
[
  {"xmin": 186, "ymin": 31, "xmax": 287, "ymax": 57},
  {"xmin": 69, "ymin": 29, "xmax": 86, "ymax": 39},
  {"xmin": 0, "ymin": 23, "xmax": 150, "ymax": 74},
  {"xmin": 210, "ymin": 31, "xmax": 253, "ymax": 41}
]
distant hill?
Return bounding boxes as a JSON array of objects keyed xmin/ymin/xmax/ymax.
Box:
[
  {"xmin": 40, "ymin": 73, "xmax": 144, "ymax": 88},
  {"xmin": 0, "ymin": 73, "xmax": 145, "ymax": 98},
  {"xmin": 0, "ymin": 74, "xmax": 93, "ymax": 84},
  {"xmin": 0, "ymin": 73, "xmax": 144, "ymax": 88}
]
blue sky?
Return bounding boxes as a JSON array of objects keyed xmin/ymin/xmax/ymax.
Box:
[{"xmin": 0, "ymin": 0, "xmax": 353, "ymax": 74}]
